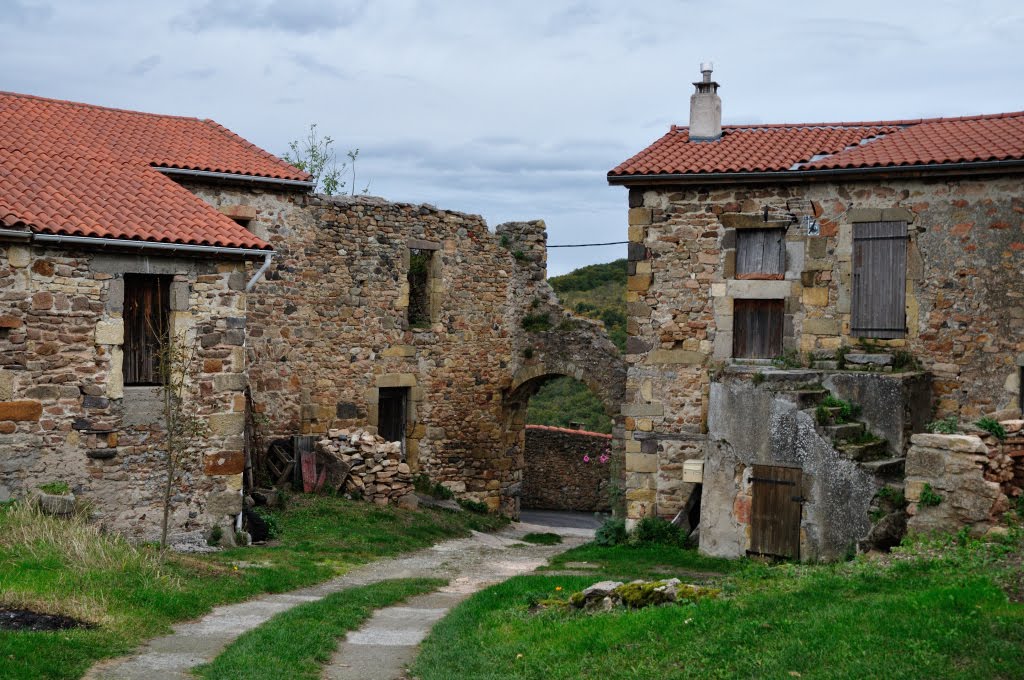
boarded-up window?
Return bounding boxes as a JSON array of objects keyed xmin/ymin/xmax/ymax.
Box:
[
  {"xmin": 750, "ymin": 464, "xmax": 802, "ymax": 559},
  {"xmin": 123, "ymin": 274, "xmax": 170, "ymax": 385},
  {"xmin": 733, "ymin": 299, "xmax": 784, "ymax": 359},
  {"xmin": 736, "ymin": 229, "xmax": 785, "ymax": 279},
  {"xmin": 407, "ymin": 249, "xmax": 432, "ymax": 328},
  {"xmin": 851, "ymin": 221, "xmax": 907, "ymax": 339}
]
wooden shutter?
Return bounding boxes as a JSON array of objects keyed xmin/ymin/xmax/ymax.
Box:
[
  {"xmin": 750, "ymin": 465, "xmax": 802, "ymax": 559},
  {"xmin": 733, "ymin": 299, "xmax": 784, "ymax": 359},
  {"xmin": 736, "ymin": 229, "xmax": 785, "ymax": 279},
  {"xmin": 851, "ymin": 221, "xmax": 907, "ymax": 338},
  {"xmin": 123, "ymin": 275, "xmax": 170, "ymax": 385}
]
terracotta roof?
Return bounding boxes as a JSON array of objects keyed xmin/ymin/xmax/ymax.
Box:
[
  {"xmin": 0, "ymin": 91, "xmax": 312, "ymax": 249},
  {"xmin": 609, "ymin": 111, "xmax": 1024, "ymax": 179},
  {"xmin": 525, "ymin": 424, "xmax": 613, "ymax": 439}
]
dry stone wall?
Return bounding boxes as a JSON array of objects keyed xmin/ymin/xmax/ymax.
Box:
[
  {"xmin": 0, "ymin": 243, "xmax": 249, "ymax": 540},
  {"xmin": 521, "ymin": 425, "xmax": 612, "ymax": 512},
  {"xmin": 621, "ymin": 174, "xmax": 1024, "ymax": 522}
]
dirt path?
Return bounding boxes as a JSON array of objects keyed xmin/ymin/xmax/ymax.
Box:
[{"xmin": 84, "ymin": 520, "xmax": 593, "ymax": 680}]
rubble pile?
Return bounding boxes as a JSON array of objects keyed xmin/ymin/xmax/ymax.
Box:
[
  {"xmin": 980, "ymin": 420, "xmax": 1024, "ymax": 499},
  {"xmin": 315, "ymin": 428, "xmax": 416, "ymax": 506}
]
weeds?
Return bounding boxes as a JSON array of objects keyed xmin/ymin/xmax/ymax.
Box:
[
  {"xmin": 413, "ymin": 474, "xmax": 454, "ymax": 500},
  {"xmin": 975, "ymin": 417, "xmax": 1007, "ymax": 441},
  {"xmin": 36, "ymin": 481, "xmax": 70, "ymax": 495},
  {"xmin": 772, "ymin": 349, "xmax": 805, "ymax": 369},
  {"xmin": 919, "ymin": 483, "xmax": 943, "ymax": 507},
  {"xmin": 926, "ymin": 416, "xmax": 959, "ymax": 434},
  {"xmin": 835, "ymin": 345, "xmax": 851, "ymax": 369},
  {"xmin": 521, "ymin": 313, "xmax": 552, "ymax": 332}
]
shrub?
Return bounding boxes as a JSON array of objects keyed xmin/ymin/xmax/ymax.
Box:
[
  {"xmin": 628, "ymin": 516, "xmax": 684, "ymax": 547},
  {"xmin": 521, "ymin": 313, "xmax": 552, "ymax": 333},
  {"xmin": 835, "ymin": 345, "xmax": 851, "ymax": 369},
  {"xmin": 594, "ymin": 517, "xmax": 627, "ymax": 546},
  {"xmin": 927, "ymin": 416, "xmax": 959, "ymax": 434},
  {"xmin": 891, "ymin": 350, "xmax": 921, "ymax": 372},
  {"xmin": 207, "ymin": 525, "xmax": 223, "ymax": 547},
  {"xmin": 253, "ymin": 507, "xmax": 281, "ymax": 539},
  {"xmin": 522, "ymin": 532, "xmax": 562, "ymax": 545},
  {"xmin": 919, "ymin": 483, "xmax": 943, "ymax": 507},
  {"xmin": 457, "ymin": 499, "xmax": 489, "ymax": 514},
  {"xmin": 413, "ymin": 474, "xmax": 454, "ymax": 500},
  {"xmin": 974, "ymin": 417, "xmax": 1007, "ymax": 441},
  {"xmin": 37, "ymin": 481, "xmax": 70, "ymax": 495}
]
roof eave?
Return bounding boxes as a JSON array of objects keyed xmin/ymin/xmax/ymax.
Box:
[
  {"xmin": 155, "ymin": 166, "xmax": 316, "ymax": 190},
  {"xmin": 607, "ymin": 159, "xmax": 1024, "ymax": 187}
]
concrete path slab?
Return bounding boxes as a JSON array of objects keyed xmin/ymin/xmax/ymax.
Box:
[{"xmin": 85, "ymin": 519, "xmax": 593, "ymax": 680}]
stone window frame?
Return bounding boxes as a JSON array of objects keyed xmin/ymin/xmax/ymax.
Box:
[
  {"xmin": 712, "ymin": 213, "xmax": 801, "ymax": 361},
  {"xmin": 366, "ymin": 373, "xmax": 424, "ymax": 468},
  {"xmin": 400, "ymin": 239, "xmax": 443, "ymax": 330},
  {"xmin": 841, "ymin": 208, "xmax": 919, "ymax": 343}
]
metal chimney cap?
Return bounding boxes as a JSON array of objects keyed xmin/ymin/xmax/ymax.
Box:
[{"xmin": 700, "ymin": 61, "xmax": 713, "ymax": 73}]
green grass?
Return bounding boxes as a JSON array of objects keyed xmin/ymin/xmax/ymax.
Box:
[
  {"xmin": 413, "ymin": 537, "xmax": 1024, "ymax": 679},
  {"xmin": 194, "ymin": 578, "xmax": 444, "ymax": 680},
  {"xmin": 36, "ymin": 482, "xmax": 70, "ymax": 495},
  {"xmin": 521, "ymin": 533, "xmax": 562, "ymax": 546},
  {"xmin": 0, "ymin": 495, "xmax": 506, "ymax": 679}
]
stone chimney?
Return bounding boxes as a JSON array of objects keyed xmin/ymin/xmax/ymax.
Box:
[{"xmin": 689, "ymin": 62, "xmax": 721, "ymax": 141}]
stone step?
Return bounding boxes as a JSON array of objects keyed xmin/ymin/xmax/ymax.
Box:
[
  {"xmin": 812, "ymin": 360, "xmax": 840, "ymax": 370},
  {"xmin": 777, "ymin": 389, "xmax": 829, "ymax": 408},
  {"xmin": 844, "ymin": 352, "xmax": 893, "ymax": 367},
  {"xmin": 824, "ymin": 422, "xmax": 865, "ymax": 441},
  {"xmin": 838, "ymin": 439, "xmax": 890, "ymax": 462},
  {"xmin": 860, "ymin": 457, "xmax": 906, "ymax": 478}
]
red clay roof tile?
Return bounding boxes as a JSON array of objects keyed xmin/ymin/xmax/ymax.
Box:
[
  {"xmin": 0, "ymin": 91, "xmax": 311, "ymax": 249},
  {"xmin": 609, "ymin": 111, "xmax": 1024, "ymax": 179}
]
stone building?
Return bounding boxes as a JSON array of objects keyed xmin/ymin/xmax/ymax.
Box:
[
  {"xmin": 521, "ymin": 424, "xmax": 612, "ymax": 513},
  {"xmin": 608, "ymin": 66, "xmax": 1024, "ymax": 560},
  {"xmin": 0, "ymin": 92, "xmax": 316, "ymax": 539},
  {"xmin": 0, "ymin": 91, "xmax": 625, "ymax": 537}
]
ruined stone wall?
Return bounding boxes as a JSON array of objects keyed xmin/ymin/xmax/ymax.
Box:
[
  {"xmin": 621, "ymin": 174, "xmax": 1024, "ymax": 522},
  {"xmin": 0, "ymin": 243, "xmax": 248, "ymax": 540},
  {"xmin": 184, "ymin": 185, "xmax": 624, "ymax": 516},
  {"xmin": 521, "ymin": 425, "xmax": 612, "ymax": 512}
]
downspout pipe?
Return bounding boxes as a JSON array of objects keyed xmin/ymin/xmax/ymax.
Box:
[{"xmin": 245, "ymin": 251, "xmax": 274, "ymax": 291}]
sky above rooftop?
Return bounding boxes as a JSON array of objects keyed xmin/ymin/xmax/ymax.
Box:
[{"xmin": 3, "ymin": 0, "xmax": 1022, "ymax": 274}]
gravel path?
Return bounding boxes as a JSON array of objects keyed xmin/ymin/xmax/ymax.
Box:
[{"xmin": 84, "ymin": 518, "xmax": 593, "ymax": 680}]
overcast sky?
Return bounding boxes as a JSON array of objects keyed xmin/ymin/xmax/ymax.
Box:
[{"xmin": 3, "ymin": 1, "xmax": 1022, "ymax": 274}]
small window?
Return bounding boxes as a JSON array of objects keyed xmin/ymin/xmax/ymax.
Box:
[
  {"xmin": 123, "ymin": 274, "xmax": 171, "ymax": 385},
  {"xmin": 736, "ymin": 229, "xmax": 785, "ymax": 279},
  {"xmin": 733, "ymin": 299, "xmax": 784, "ymax": 359},
  {"xmin": 407, "ymin": 249, "xmax": 433, "ymax": 328}
]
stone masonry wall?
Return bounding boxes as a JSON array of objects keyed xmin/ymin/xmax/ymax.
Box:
[
  {"xmin": 0, "ymin": 242, "xmax": 249, "ymax": 540},
  {"xmin": 522, "ymin": 425, "xmax": 612, "ymax": 512},
  {"xmin": 184, "ymin": 185, "xmax": 625, "ymax": 517},
  {"xmin": 621, "ymin": 174, "xmax": 1024, "ymax": 523}
]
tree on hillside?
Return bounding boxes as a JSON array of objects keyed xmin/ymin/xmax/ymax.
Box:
[{"xmin": 283, "ymin": 124, "xmax": 369, "ymax": 196}]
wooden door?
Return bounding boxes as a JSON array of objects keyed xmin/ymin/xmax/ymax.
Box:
[
  {"xmin": 750, "ymin": 464, "xmax": 802, "ymax": 559},
  {"xmin": 851, "ymin": 221, "xmax": 907, "ymax": 338},
  {"xmin": 733, "ymin": 299, "xmax": 784, "ymax": 359}
]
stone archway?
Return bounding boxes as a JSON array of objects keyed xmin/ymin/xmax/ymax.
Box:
[{"xmin": 500, "ymin": 315, "xmax": 627, "ymax": 517}]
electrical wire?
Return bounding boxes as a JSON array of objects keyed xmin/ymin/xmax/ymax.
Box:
[{"xmin": 547, "ymin": 241, "xmax": 629, "ymax": 248}]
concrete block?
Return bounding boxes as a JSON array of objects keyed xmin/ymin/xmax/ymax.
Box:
[
  {"xmin": 214, "ymin": 373, "xmax": 247, "ymax": 392},
  {"xmin": 95, "ymin": 319, "xmax": 124, "ymax": 345}
]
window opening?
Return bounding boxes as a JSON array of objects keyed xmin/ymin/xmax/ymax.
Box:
[
  {"xmin": 378, "ymin": 387, "xmax": 409, "ymax": 453},
  {"xmin": 123, "ymin": 274, "xmax": 171, "ymax": 385},
  {"xmin": 407, "ymin": 249, "xmax": 432, "ymax": 328}
]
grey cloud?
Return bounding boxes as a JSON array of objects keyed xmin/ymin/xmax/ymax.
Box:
[{"xmin": 174, "ymin": 0, "xmax": 367, "ymax": 34}]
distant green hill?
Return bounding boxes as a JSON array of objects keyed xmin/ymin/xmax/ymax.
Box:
[{"xmin": 526, "ymin": 259, "xmax": 626, "ymax": 434}]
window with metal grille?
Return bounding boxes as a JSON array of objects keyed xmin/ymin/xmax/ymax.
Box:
[
  {"xmin": 123, "ymin": 274, "xmax": 171, "ymax": 385},
  {"xmin": 736, "ymin": 229, "xmax": 785, "ymax": 279},
  {"xmin": 851, "ymin": 221, "xmax": 907, "ymax": 338}
]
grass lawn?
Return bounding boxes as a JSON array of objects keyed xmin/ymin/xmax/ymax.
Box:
[
  {"xmin": 0, "ymin": 495, "xmax": 505, "ymax": 680},
  {"xmin": 194, "ymin": 577, "xmax": 445, "ymax": 680},
  {"xmin": 413, "ymin": 531, "xmax": 1024, "ymax": 679}
]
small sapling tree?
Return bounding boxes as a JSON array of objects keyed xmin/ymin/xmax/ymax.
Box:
[{"xmin": 283, "ymin": 124, "xmax": 369, "ymax": 196}]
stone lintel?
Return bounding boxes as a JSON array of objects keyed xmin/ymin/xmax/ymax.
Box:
[
  {"xmin": 646, "ymin": 349, "xmax": 704, "ymax": 365},
  {"xmin": 632, "ymin": 431, "xmax": 706, "ymax": 442},
  {"xmin": 621, "ymin": 402, "xmax": 665, "ymax": 417},
  {"xmin": 377, "ymin": 373, "xmax": 417, "ymax": 388},
  {"xmin": 719, "ymin": 213, "xmax": 790, "ymax": 229},
  {"xmin": 219, "ymin": 205, "xmax": 258, "ymax": 221},
  {"xmin": 408, "ymin": 238, "xmax": 441, "ymax": 251},
  {"xmin": 381, "ymin": 345, "xmax": 416, "ymax": 358},
  {"xmin": 726, "ymin": 279, "xmax": 792, "ymax": 300}
]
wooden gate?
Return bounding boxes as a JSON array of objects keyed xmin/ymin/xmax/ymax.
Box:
[
  {"xmin": 851, "ymin": 221, "xmax": 907, "ymax": 338},
  {"xmin": 733, "ymin": 299, "xmax": 784, "ymax": 359},
  {"xmin": 750, "ymin": 464, "xmax": 802, "ymax": 559}
]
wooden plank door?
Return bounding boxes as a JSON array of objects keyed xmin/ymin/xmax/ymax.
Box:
[
  {"xmin": 750, "ymin": 464, "xmax": 802, "ymax": 559},
  {"xmin": 851, "ymin": 221, "xmax": 907, "ymax": 338},
  {"xmin": 733, "ymin": 299, "xmax": 784, "ymax": 359},
  {"xmin": 736, "ymin": 229, "xmax": 785, "ymax": 279}
]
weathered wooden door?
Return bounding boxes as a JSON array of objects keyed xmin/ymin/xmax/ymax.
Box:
[
  {"xmin": 733, "ymin": 299, "xmax": 784, "ymax": 359},
  {"xmin": 736, "ymin": 229, "xmax": 785, "ymax": 278},
  {"xmin": 750, "ymin": 464, "xmax": 802, "ymax": 559},
  {"xmin": 851, "ymin": 221, "xmax": 907, "ymax": 338}
]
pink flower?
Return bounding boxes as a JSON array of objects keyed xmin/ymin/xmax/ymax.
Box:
[{"xmin": 583, "ymin": 455, "xmax": 591, "ymax": 462}]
